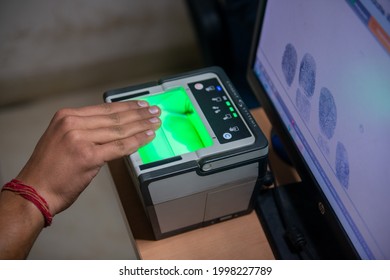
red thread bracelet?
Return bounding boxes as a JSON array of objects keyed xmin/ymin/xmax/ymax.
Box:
[{"xmin": 2, "ymin": 179, "xmax": 53, "ymax": 227}]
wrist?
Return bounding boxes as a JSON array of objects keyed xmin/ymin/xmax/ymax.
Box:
[
  {"xmin": 0, "ymin": 189, "xmax": 44, "ymax": 225},
  {"xmin": 0, "ymin": 189, "xmax": 45, "ymax": 259},
  {"xmin": 16, "ymin": 168, "xmax": 65, "ymax": 216},
  {"xmin": 2, "ymin": 179, "xmax": 53, "ymax": 227}
]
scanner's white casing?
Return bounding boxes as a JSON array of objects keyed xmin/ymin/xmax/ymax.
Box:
[{"xmin": 104, "ymin": 67, "xmax": 268, "ymax": 239}]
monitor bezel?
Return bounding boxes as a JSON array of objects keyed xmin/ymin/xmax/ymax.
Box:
[{"xmin": 246, "ymin": 0, "xmax": 359, "ymax": 259}]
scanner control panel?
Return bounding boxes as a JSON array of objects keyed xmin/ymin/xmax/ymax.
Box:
[{"xmin": 189, "ymin": 78, "xmax": 251, "ymax": 144}]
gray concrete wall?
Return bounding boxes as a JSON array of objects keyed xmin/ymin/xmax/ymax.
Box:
[{"xmin": 0, "ymin": 0, "xmax": 202, "ymax": 106}]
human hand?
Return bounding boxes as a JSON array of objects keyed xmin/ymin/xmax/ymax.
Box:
[{"xmin": 15, "ymin": 101, "xmax": 161, "ymax": 216}]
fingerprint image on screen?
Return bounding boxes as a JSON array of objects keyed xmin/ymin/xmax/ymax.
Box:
[
  {"xmin": 281, "ymin": 43, "xmax": 298, "ymax": 87},
  {"xmin": 137, "ymin": 87, "xmax": 213, "ymax": 164},
  {"xmin": 336, "ymin": 141, "xmax": 350, "ymax": 189},
  {"xmin": 317, "ymin": 134, "xmax": 330, "ymax": 157},
  {"xmin": 299, "ymin": 53, "xmax": 316, "ymax": 97},
  {"xmin": 296, "ymin": 88, "xmax": 311, "ymax": 123},
  {"xmin": 319, "ymin": 87, "xmax": 337, "ymax": 140}
]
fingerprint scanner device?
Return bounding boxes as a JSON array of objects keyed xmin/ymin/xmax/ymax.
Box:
[{"xmin": 104, "ymin": 67, "xmax": 268, "ymax": 239}]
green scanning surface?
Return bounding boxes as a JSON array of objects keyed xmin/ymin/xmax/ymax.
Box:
[{"xmin": 138, "ymin": 87, "xmax": 213, "ymax": 164}]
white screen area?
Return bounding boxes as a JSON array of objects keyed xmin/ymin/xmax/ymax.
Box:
[{"xmin": 253, "ymin": 0, "xmax": 390, "ymax": 259}]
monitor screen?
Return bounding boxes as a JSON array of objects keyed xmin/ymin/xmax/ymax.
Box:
[
  {"xmin": 137, "ymin": 87, "xmax": 213, "ymax": 164},
  {"xmin": 248, "ymin": 0, "xmax": 390, "ymax": 259}
]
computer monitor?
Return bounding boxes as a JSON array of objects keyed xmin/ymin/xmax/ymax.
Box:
[{"xmin": 247, "ymin": 0, "xmax": 390, "ymax": 259}]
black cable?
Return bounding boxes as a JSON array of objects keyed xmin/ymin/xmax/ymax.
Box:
[{"xmin": 264, "ymin": 167, "xmax": 314, "ymax": 259}]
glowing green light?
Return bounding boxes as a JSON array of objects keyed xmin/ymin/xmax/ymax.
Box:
[
  {"xmin": 226, "ymin": 101, "xmax": 231, "ymax": 106},
  {"xmin": 233, "ymin": 112, "xmax": 238, "ymax": 118},
  {"xmin": 229, "ymin": 107, "xmax": 234, "ymax": 112},
  {"xmin": 137, "ymin": 87, "xmax": 213, "ymax": 164}
]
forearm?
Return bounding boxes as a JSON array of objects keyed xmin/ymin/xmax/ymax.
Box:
[
  {"xmin": 0, "ymin": 101, "xmax": 161, "ymax": 259},
  {"xmin": 0, "ymin": 190, "xmax": 44, "ymax": 259}
]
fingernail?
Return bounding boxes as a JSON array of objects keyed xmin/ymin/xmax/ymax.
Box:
[
  {"xmin": 149, "ymin": 117, "xmax": 160, "ymax": 123},
  {"xmin": 145, "ymin": 130, "xmax": 155, "ymax": 136},
  {"xmin": 148, "ymin": 106, "xmax": 159, "ymax": 114},
  {"xmin": 137, "ymin": 100, "xmax": 148, "ymax": 107}
]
